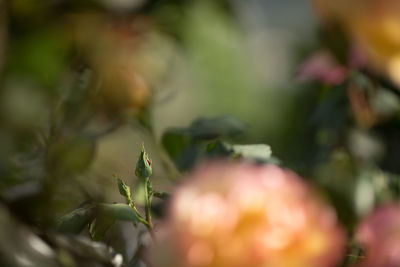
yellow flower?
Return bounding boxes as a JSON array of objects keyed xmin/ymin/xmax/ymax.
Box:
[
  {"xmin": 71, "ymin": 14, "xmax": 155, "ymax": 113},
  {"xmin": 311, "ymin": 0, "xmax": 400, "ymax": 85},
  {"xmin": 149, "ymin": 162, "xmax": 346, "ymax": 267}
]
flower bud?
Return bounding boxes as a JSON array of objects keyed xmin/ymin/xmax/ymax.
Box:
[
  {"xmin": 117, "ymin": 177, "xmax": 131, "ymax": 200},
  {"xmin": 135, "ymin": 145, "xmax": 152, "ymax": 180}
]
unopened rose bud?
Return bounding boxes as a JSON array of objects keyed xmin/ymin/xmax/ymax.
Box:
[
  {"xmin": 135, "ymin": 145, "xmax": 152, "ymax": 180},
  {"xmin": 117, "ymin": 177, "xmax": 131, "ymax": 200}
]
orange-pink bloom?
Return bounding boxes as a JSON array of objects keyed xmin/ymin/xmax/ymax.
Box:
[
  {"xmin": 356, "ymin": 204, "xmax": 400, "ymax": 267},
  {"xmin": 311, "ymin": 0, "xmax": 400, "ymax": 86},
  {"xmin": 150, "ymin": 162, "xmax": 346, "ymax": 267}
]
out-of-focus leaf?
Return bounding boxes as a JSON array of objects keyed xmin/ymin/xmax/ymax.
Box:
[
  {"xmin": 98, "ymin": 203, "xmax": 140, "ymax": 223},
  {"xmin": 347, "ymin": 128, "xmax": 384, "ymax": 163},
  {"xmin": 59, "ymin": 202, "xmax": 141, "ymax": 242},
  {"xmin": 47, "ymin": 136, "xmax": 96, "ymax": 175},
  {"xmin": 57, "ymin": 204, "xmax": 95, "ymax": 234},
  {"xmin": 0, "ymin": 204, "xmax": 58, "ymax": 267},
  {"xmin": 309, "ymin": 83, "xmax": 348, "ymax": 130},
  {"xmin": 205, "ymin": 140, "xmax": 233, "ymax": 157},
  {"xmin": 354, "ymin": 166, "xmax": 400, "ymax": 215},
  {"xmin": 0, "ymin": 0, "xmax": 6, "ymax": 75},
  {"xmin": 162, "ymin": 116, "xmax": 246, "ymax": 172},
  {"xmin": 206, "ymin": 140, "xmax": 273, "ymax": 163},
  {"xmin": 7, "ymin": 28, "xmax": 68, "ymax": 88},
  {"xmin": 313, "ymin": 150, "xmax": 357, "ymax": 227},
  {"xmin": 153, "ymin": 191, "xmax": 170, "ymax": 200},
  {"xmin": 172, "ymin": 143, "xmax": 203, "ymax": 172},
  {"xmin": 1, "ymin": 79, "xmax": 48, "ymax": 131},
  {"xmin": 349, "ymin": 71, "xmax": 372, "ymax": 91},
  {"xmin": 89, "ymin": 216, "xmax": 115, "ymax": 241},
  {"xmin": 98, "ymin": 0, "xmax": 145, "ymax": 12},
  {"xmin": 126, "ymin": 244, "xmax": 145, "ymax": 267},
  {"xmin": 162, "ymin": 116, "xmax": 245, "ymax": 147},
  {"xmin": 231, "ymin": 144, "xmax": 272, "ymax": 162},
  {"xmin": 371, "ymin": 88, "xmax": 400, "ymax": 117},
  {"xmin": 188, "ymin": 116, "xmax": 246, "ymax": 140},
  {"xmin": 161, "ymin": 130, "xmax": 199, "ymax": 172},
  {"xmin": 53, "ymin": 235, "xmax": 123, "ymax": 266},
  {"xmin": 161, "ymin": 130, "xmax": 191, "ymax": 160}
]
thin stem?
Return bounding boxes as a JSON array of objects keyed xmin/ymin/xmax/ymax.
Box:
[
  {"xmin": 144, "ymin": 177, "xmax": 156, "ymax": 241},
  {"xmin": 129, "ymin": 202, "xmax": 150, "ymax": 228},
  {"xmin": 144, "ymin": 177, "xmax": 152, "ymax": 227},
  {"xmin": 127, "ymin": 196, "xmax": 153, "ymax": 235}
]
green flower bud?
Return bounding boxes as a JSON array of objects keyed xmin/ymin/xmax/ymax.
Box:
[
  {"xmin": 135, "ymin": 145, "xmax": 152, "ymax": 179},
  {"xmin": 117, "ymin": 177, "xmax": 131, "ymax": 200}
]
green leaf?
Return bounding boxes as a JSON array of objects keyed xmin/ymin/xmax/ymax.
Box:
[
  {"xmin": 231, "ymin": 144, "xmax": 272, "ymax": 162},
  {"xmin": 205, "ymin": 140, "xmax": 233, "ymax": 157},
  {"xmin": 173, "ymin": 143, "xmax": 204, "ymax": 172},
  {"xmin": 98, "ymin": 203, "xmax": 141, "ymax": 223},
  {"xmin": 89, "ymin": 216, "xmax": 115, "ymax": 241},
  {"xmin": 161, "ymin": 130, "xmax": 191, "ymax": 160},
  {"xmin": 162, "ymin": 131, "xmax": 201, "ymax": 172},
  {"xmin": 51, "ymin": 235, "xmax": 121, "ymax": 264},
  {"xmin": 161, "ymin": 116, "xmax": 246, "ymax": 172},
  {"xmin": 206, "ymin": 140, "xmax": 273, "ymax": 163},
  {"xmin": 47, "ymin": 136, "xmax": 96, "ymax": 175},
  {"xmin": 57, "ymin": 204, "xmax": 95, "ymax": 234},
  {"xmin": 188, "ymin": 116, "xmax": 246, "ymax": 139}
]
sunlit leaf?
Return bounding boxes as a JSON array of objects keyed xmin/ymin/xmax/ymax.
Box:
[{"xmin": 231, "ymin": 144, "xmax": 272, "ymax": 162}]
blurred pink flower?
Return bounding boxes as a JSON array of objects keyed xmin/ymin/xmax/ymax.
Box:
[
  {"xmin": 296, "ymin": 50, "xmax": 347, "ymax": 85},
  {"xmin": 296, "ymin": 46, "xmax": 366, "ymax": 86},
  {"xmin": 149, "ymin": 162, "xmax": 346, "ymax": 267},
  {"xmin": 356, "ymin": 204, "xmax": 400, "ymax": 267}
]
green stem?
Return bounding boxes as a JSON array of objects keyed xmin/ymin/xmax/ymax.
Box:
[
  {"xmin": 129, "ymin": 202, "xmax": 150, "ymax": 227},
  {"xmin": 126, "ymin": 197, "xmax": 153, "ymax": 236},
  {"xmin": 144, "ymin": 178, "xmax": 156, "ymax": 241},
  {"xmin": 144, "ymin": 177, "xmax": 152, "ymax": 227}
]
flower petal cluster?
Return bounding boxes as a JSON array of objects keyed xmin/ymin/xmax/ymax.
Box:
[
  {"xmin": 356, "ymin": 204, "xmax": 400, "ymax": 267},
  {"xmin": 150, "ymin": 162, "xmax": 346, "ymax": 267}
]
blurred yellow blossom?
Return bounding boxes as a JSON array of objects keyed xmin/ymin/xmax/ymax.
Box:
[
  {"xmin": 72, "ymin": 15, "xmax": 151, "ymax": 113},
  {"xmin": 311, "ymin": 0, "xmax": 400, "ymax": 86},
  {"xmin": 149, "ymin": 162, "xmax": 346, "ymax": 267},
  {"xmin": 70, "ymin": 14, "xmax": 173, "ymax": 114}
]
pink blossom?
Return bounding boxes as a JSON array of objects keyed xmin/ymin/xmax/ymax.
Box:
[
  {"xmin": 297, "ymin": 50, "xmax": 347, "ymax": 85},
  {"xmin": 356, "ymin": 204, "xmax": 400, "ymax": 267},
  {"xmin": 149, "ymin": 162, "xmax": 346, "ymax": 267}
]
